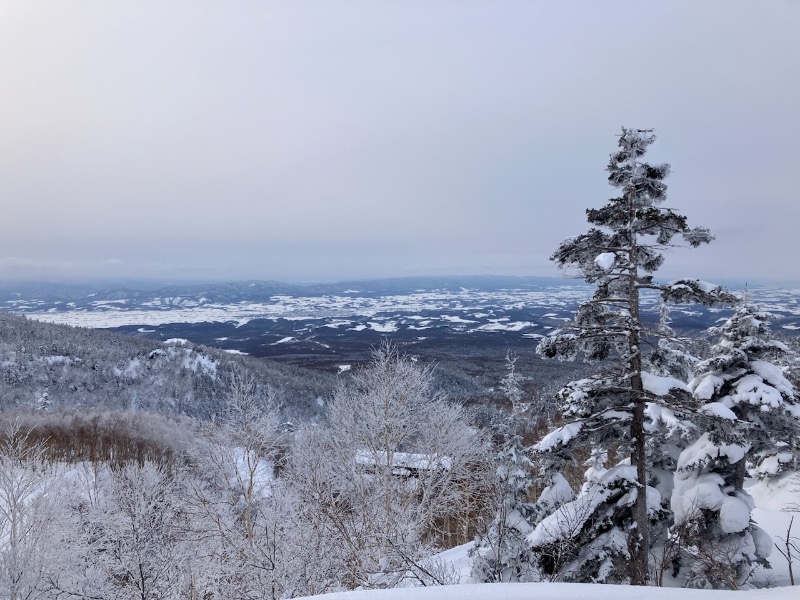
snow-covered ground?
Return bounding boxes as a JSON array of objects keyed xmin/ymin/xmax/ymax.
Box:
[
  {"xmin": 748, "ymin": 473, "xmax": 800, "ymax": 587},
  {"xmin": 297, "ymin": 473, "xmax": 800, "ymax": 599},
  {"xmin": 295, "ymin": 581, "xmax": 795, "ymax": 600},
  {"xmin": 10, "ymin": 288, "xmax": 593, "ymax": 329}
]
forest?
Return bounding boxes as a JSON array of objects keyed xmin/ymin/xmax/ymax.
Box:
[{"xmin": 0, "ymin": 130, "xmax": 798, "ymax": 599}]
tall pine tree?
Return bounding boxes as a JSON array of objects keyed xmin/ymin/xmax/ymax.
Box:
[{"xmin": 535, "ymin": 128, "xmax": 734, "ymax": 584}]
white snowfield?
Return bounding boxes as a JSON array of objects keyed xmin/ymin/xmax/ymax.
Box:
[{"xmin": 295, "ymin": 582, "xmax": 795, "ymax": 600}]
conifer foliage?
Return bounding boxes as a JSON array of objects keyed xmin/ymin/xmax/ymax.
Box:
[
  {"xmin": 534, "ymin": 128, "xmax": 734, "ymax": 584},
  {"xmin": 671, "ymin": 301, "xmax": 800, "ymax": 588},
  {"xmin": 472, "ymin": 354, "xmax": 538, "ymax": 583}
]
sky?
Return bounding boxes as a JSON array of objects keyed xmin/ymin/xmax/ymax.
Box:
[{"xmin": 1, "ymin": 1, "xmax": 798, "ymax": 284}]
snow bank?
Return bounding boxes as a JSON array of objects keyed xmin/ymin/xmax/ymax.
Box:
[
  {"xmin": 642, "ymin": 371, "xmax": 689, "ymax": 396},
  {"xmin": 594, "ymin": 253, "xmax": 616, "ymax": 272},
  {"xmin": 534, "ymin": 422, "xmax": 583, "ymax": 452},
  {"xmin": 294, "ymin": 582, "xmax": 796, "ymax": 600}
]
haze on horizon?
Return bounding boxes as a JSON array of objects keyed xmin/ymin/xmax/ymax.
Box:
[{"xmin": 1, "ymin": 1, "xmax": 798, "ymax": 285}]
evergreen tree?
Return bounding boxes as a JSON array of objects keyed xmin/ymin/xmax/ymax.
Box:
[
  {"xmin": 471, "ymin": 419, "xmax": 538, "ymax": 583},
  {"xmin": 671, "ymin": 301, "xmax": 800, "ymax": 587},
  {"xmin": 529, "ymin": 461, "xmax": 667, "ymax": 583},
  {"xmin": 690, "ymin": 301, "xmax": 799, "ymax": 480},
  {"xmin": 535, "ymin": 128, "xmax": 734, "ymax": 584},
  {"xmin": 472, "ymin": 354, "xmax": 538, "ymax": 583}
]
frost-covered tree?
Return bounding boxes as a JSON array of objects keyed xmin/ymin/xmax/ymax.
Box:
[
  {"xmin": 188, "ymin": 370, "xmax": 291, "ymax": 600},
  {"xmin": 529, "ymin": 461, "xmax": 666, "ymax": 583},
  {"xmin": 670, "ymin": 301, "xmax": 800, "ymax": 587},
  {"xmin": 500, "ymin": 352, "xmax": 527, "ymax": 414},
  {"xmin": 690, "ymin": 301, "xmax": 800, "ymax": 479},
  {"xmin": 535, "ymin": 128, "xmax": 734, "ymax": 584},
  {"xmin": 471, "ymin": 430, "xmax": 538, "ymax": 583},
  {"xmin": 472, "ymin": 354, "xmax": 538, "ymax": 583},
  {"xmin": 86, "ymin": 461, "xmax": 192, "ymax": 600},
  {"xmin": 0, "ymin": 421, "xmax": 58, "ymax": 600},
  {"xmin": 287, "ymin": 342, "xmax": 489, "ymax": 589}
]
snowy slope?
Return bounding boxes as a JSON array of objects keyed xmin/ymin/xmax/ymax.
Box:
[
  {"xmin": 295, "ymin": 582, "xmax": 794, "ymax": 600},
  {"xmin": 749, "ymin": 473, "xmax": 800, "ymax": 587},
  {"xmin": 295, "ymin": 473, "xmax": 800, "ymax": 599}
]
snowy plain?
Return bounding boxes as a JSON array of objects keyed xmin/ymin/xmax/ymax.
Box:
[{"xmin": 9, "ymin": 285, "xmax": 800, "ymax": 348}]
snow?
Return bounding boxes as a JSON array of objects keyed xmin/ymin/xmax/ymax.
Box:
[
  {"xmin": 323, "ymin": 320, "xmax": 355, "ymax": 329},
  {"xmin": 751, "ymin": 524, "xmax": 774, "ymax": 560},
  {"xmin": 475, "ymin": 321, "xmax": 534, "ymax": 332},
  {"xmin": 232, "ymin": 448, "xmax": 274, "ymax": 498},
  {"xmin": 641, "ymin": 371, "xmax": 689, "ymax": 396},
  {"xmin": 750, "ymin": 360, "xmax": 794, "ymax": 396},
  {"xmin": 528, "ymin": 466, "xmax": 651, "ymax": 548},
  {"xmin": 291, "ymin": 465, "xmax": 793, "ymax": 596},
  {"xmin": 699, "ymin": 402, "xmax": 738, "ymax": 420},
  {"xmin": 718, "ymin": 495, "xmax": 752, "ymax": 533},
  {"xmin": 181, "ymin": 350, "xmax": 218, "ymax": 378},
  {"xmin": 355, "ymin": 450, "xmax": 452, "ymax": 473},
  {"xmin": 593, "ymin": 252, "xmax": 616, "ymax": 272},
  {"xmin": 42, "ymin": 355, "xmax": 71, "ymax": 365},
  {"xmin": 676, "ymin": 434, "xmax": 748, "ymax": 472},
  {"xmin": 440, "ymin": 315, "xmax": 476, "ymax": 324},
  {"xmin": 537, "ymin": 473, "xmax": 574, "ymax": 508},
  {"xmin": 368, "ymin": 321, "xmax": 399, "ymax": 333},
  {"xmin": 113, "ymin": 358, "xmax": 141, "ymax": 378},
  {"xmin": 756, "ymin": 452, "xmax": 794, "ymax": 477},
  {"xmin": 666, "ymin": 279, "xmax": 721, "ymax": 294},
  {"xmin": 672, "ymin": 434, "xmax": 754, "ymax": 528},
  {"xmin": 691, "ymin": 370, "xmax": 734, "ymax": 401},
  {"xmin": 505, "ymin": 509, "xmax": 533, "ymax": 536},
  {"xmin": 748, "ymin": 473, "xmax": 800, "ymax": 585},
  {"xmin": 731, "ymin": 373, "xmax": 784, "ymax": 409},
  {"xmin": 294, "ymin": 578, "xmax": 799, "ymax": 600},
  {"xmin": 644, "ymin": 403, "xmax": 690, "ymax": 436},
  {"xmin": 534, "ymin": 422, "xmax": 583, "ymax": 452}
]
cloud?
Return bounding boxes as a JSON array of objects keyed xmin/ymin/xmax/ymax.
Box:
[{"xmin": 0, "ymin": 1, "xmax": 798, "ymax": 283}]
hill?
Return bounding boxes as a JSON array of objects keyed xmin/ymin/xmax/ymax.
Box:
[{"xmin": 0, "ymin": 311, "xmax": 332, "ymax": 422}]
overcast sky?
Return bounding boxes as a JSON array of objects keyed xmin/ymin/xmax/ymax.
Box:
[{"xmin": 1, "ymin": 1, "xmax": 798, "ymax": 284}]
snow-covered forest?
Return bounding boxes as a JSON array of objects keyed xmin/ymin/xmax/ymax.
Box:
[{"xmin": 0, "ymin": 130, "xmax": 798, "ymax": 600}]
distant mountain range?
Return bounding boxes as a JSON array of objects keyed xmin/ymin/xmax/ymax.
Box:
[{"xmin": 0, "ymin": 275, "xmax": 573, "ymax": 305}]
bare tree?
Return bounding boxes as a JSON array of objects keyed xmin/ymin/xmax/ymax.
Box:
[{"xmin": 775, "ymin": 516, "xmax": 799, "ymax": 586}]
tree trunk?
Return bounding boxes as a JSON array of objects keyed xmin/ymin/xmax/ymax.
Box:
[
  {"xmin": 733, "ymin": 456, "xmax": 747, "ymax": 492},
  {"xmin": 627, "ymin": 175, "xmax": 649, "ymax": 586},
  {"xmin": 629, "ymin": 386, "xmax": 649, "ymax": 585}
]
